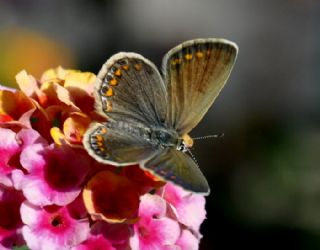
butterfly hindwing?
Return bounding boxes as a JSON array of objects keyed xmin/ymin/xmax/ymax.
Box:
[
  {"xmin": 95, "ymin": 52, "xmax": 168, "ymax": 127},
  {"xmin": 83, "ymin": 121, "xmax": 157, "ymax": 166},
  {"xmin": 143, "ymin": 148, "xmax": 210, "ymax": 194},
  {"xmin": 163, "ymin": 38, "xmax": 238, "ymax": 135}
]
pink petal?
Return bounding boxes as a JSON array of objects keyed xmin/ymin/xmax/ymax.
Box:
[
  {"xmin": 21, "ymin": 202, "xmax": 90, "ymax": 250},
  {"xmin": 0, "ymin": 128, "xmax": 20, "ymax": 185},
  {"xmin": 131, "ymin": 217, "xmax": 180, "ymax": 250},
  {"xmin": 72, "ymin": 235, "xmax": 115, "ymax": 250},
  {"xmin": 17, "ymin": 128, "xmax": 47, "ymax": 148},
  {"xmin": 11, "ymin": 169, "xmax": 25, "ymax": 190},
  {"xmin": 130, "ymin": 193, "xmax": 180, "ymax": 250},
  {"xmin": 139, "ymin": 193, "xmax": 167, "ymax": 218},
  {"xmin": 176, "ymin": 230, "xmax": 199, "ymax": 250},
  {"xmin": 162, "ymin": 183, "xmax": 206, "ymax": 231},
  {"xmin": 163, "ymin": 246, "xmax": 180, "ymax": 250},
  {"xmin": 20, "ymin": 143, "xmax": 46, "ymax": 173}
]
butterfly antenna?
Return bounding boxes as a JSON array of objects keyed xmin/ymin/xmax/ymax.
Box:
[
  {"xmin": 192, "ymin": 133, "xmax": 224, "ymax": 140},
  {"xmin": 186, "ymin": 147, "xmax": 199, "ymax": 167}
]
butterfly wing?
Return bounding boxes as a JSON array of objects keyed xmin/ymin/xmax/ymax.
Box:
[
  {"xmin": 163, "ymin": 38, "xmax": 238, "ymax": 135},
  {"xmin": 83, "ymin": 121, "xmax": 157, "ymax": 166},
  {"xmin": 142, "ymin": 148, "xmax": 210, "ymax": 194},
  {"xmin": 95, "ymin": 52, "xmax": 167, "ymax": 127}
]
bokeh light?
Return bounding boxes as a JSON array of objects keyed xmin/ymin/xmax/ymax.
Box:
[{"xmin": 0, "ymin": 28, "xmax": 74, "ymax": 87}]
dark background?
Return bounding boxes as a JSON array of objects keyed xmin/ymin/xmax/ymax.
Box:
[{"xmin": 1, "ymin": 0, "xmax": 320, "ymax": 249}]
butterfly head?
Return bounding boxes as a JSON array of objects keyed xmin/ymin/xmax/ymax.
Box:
[{"xmin": 176, "ymin": 134, "xmax": 194, "ymax": 152}]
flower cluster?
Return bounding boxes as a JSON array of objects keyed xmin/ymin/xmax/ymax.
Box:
[{"xmin": 0, "ymin": 67, "xmax": 206, "ymax": 250}]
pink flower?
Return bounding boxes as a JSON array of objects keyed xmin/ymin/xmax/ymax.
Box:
[
  {"xmin": 15, "ymin": 144, "xmax": 90, "ymax": 206},
  {"xmin": 130, "ymin": 194, "xmax": 180, "ymax": 250},
  {"xmin": 0, "ymin": 186, "xmax": 25, "ymax": 249},
  {"xmin": 0, "ymin": 128, "xmax": 47, "ymax": 187},
  {"xmin": 161, "ymin": 183, "xmax": 206, "ymax": 232},
  {"xmin": 21, "ymin": 200, "xmax": 90, "ymax": 250},
  {"xmin": 72, "ymin": 234, "xmax": 115, "ymax": 250}
]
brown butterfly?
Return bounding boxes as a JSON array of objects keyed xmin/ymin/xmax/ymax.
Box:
[{"xmin": 83, "ymin": 38, "xmax": 238, "ymax": 195}]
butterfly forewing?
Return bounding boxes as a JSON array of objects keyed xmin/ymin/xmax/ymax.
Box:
[
  {"xmin": 163, "ymin": 39, "xmax": 238, "ymax": 135},
  {"xmin": 95, "ymin": 52, "xmax": 167, "ymax": 127}
]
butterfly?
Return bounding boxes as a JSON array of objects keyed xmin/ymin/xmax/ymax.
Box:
[{"xmin": 83, "ymin": 38, "xmax": 238, "ymax": 195}]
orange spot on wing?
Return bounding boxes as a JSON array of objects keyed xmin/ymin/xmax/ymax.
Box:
[
  {"xmin": 185, "ymin": 54, "xmax": 193, "ymax": 60},
  {"xmin": 109, "ymin": 78, "xmax": 118, "ymax": 86},
  {"xmin": 122, "ymin": 65, "xmax": 129, "ymax": 71},
  {"xmin": 175, "ymin": 58, "xmax": 182, "ymax": 64},
  {"xmin": 114, "ymin": 69, "xmax": 122, "ymax": 77},
  {"xmin": 96, "ymin": 135, "xmax": 103, "ymax": 142},
  {"xmin": 196, "ymin": 52, "xmax": 204, "ymax": 58},
  {"xmin": 106, "ymin": 87, "xmax": 114, "ymax": 96},
  {"xmin": 134, "ymin": 63, "xmax": 141, "ymax": 71},
  {"xmin": 172, "ymin": 58, "xmax": 182, "ymax": 66}
]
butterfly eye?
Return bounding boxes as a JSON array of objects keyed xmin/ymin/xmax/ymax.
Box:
[{"xmin": 158, "ymin": 131, "xmax": 170, "ymax": 142}]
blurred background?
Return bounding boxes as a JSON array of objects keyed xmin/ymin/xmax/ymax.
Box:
[{"xmin": 1, "ymin": 0, "xmax": 319, "ymax": 249}]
